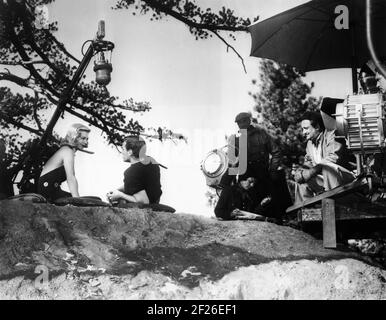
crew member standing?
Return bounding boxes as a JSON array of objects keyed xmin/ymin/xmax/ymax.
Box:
[{"xmin": 221, "ymin": 112, "xmax": 291, "ymax": 217}]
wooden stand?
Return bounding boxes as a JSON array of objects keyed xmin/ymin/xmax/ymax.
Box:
[
  {"xmin": 286, "ymin": 178, "xmax": 368, "ymax": 249},
  {"xmin": 322, "ymin": 198, "xmax": 336, "ymax": 248}
]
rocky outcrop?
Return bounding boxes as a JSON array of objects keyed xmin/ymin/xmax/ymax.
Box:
[{"xmin": 0, "ymin": 201, "xmax": 385, "ymax": 299}]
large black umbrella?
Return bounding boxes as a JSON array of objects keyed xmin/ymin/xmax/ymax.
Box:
[{"xmin": 248, "ymin": 0, "xmax": 386, "ymax": 92}]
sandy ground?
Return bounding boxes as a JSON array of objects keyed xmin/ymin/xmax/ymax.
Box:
[{"xmin": 0, "ymin": 200, "xmax": 385, "ymax": 299}]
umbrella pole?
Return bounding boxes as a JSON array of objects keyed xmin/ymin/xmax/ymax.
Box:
[
  {"xmin": 350, "ymin": 31, "xmax": 359, "ymax": 93},
  {"xmin": 351, "ymin": 65, "xmax": 358, "ymax": 94},
  {"xmin": 350, "ymin": 4, "xmax": 359, "ymax": 94}
]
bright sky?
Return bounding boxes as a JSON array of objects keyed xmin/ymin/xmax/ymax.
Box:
[{"xmin": 15, "ymin": 0, "xmax": 354, "ymax": 216}]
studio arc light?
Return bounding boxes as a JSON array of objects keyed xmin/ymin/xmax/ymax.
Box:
[{"xmin": 93, "ymin": 42, "xmax": 114, "ymax": 86}]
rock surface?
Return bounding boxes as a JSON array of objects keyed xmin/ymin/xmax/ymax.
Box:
[{"xmin": 0, "ymin": 201, "xmax": 385, "ymax": 299}]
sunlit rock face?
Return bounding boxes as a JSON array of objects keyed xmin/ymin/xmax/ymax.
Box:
[{"xmin": 0, "ymin": 201, "xmax": 385, "ymax": 300}]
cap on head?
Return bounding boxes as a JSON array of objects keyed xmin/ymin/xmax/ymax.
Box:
[{"xmin": 235, "ymin": 112, "xmax": 251, "ymax": 123}]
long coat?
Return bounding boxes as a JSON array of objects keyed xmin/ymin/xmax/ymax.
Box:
[{"xmin": 304, "ymin": 129, "xmax": 352, "ymax": 171}]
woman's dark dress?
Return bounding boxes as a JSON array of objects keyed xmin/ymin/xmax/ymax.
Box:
[{"xmin": 38, "ymin": 166, "xmax": 71, "ymax": 202}]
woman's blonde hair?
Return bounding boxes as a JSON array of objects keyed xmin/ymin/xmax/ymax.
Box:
[{"xmin": 61, "ymin": 123, "xmax": 90, "ymax": 148}]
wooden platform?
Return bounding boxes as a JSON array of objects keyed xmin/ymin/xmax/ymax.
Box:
[
  {"xmin": 300, "ymin": 199, "xmax": 386, "ymax": 222},
  {"xmin": 285, "ymin": 178, "xmax": 377, "ymax": 249},
  {"xmin": 286, "ymin": 178, "xmax": 368, "ymax": 213}
]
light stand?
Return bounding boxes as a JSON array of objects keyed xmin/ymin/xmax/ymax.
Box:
[
  {"xmin": 16, "ymin": 21, "xmax": 115, "ymax": 193},
  {"xmin": 40, "ymin": 20, "xmax": 115, "ymax": 146}
]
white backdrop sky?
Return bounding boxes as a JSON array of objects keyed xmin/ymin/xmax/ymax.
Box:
[{"xmin": 12, "ymin": 0, "xmax": 354, "ymax": 216}]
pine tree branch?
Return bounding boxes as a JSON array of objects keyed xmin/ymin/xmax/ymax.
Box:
[
  {"xmin": 117, "ymin": 0, "xmax": 250, "ymax": 70},
  {"xmin": 68, "ymin": 101, "xmax": 142, "ymax": 136},
  {"xmin": 0, "ymin": 71, "xmax": 30, "ymax": 87},
  {"xmin": 0, "ymin": 59, "xmax": 48, "ymax": 66},
  {"xmin": 43, "ymin": 30, "xmax": 81, "ymax": 64},
  {"xmin": 33, "ymin": 91, "xmax": 43, "ymax": 131},
  {"xmin": 210, "ymin": 30, "xmax": 246, "ymax": 73},
  {"xmin": 141, "ymin": 0, "xmax": 249, "ymax": 32},
  {"xmin": 8, "ymin": 26, "xmax": 62, "ymax": 99},
  {"xmin": 0, "ymin": 114, "xmax": 43, "ymax": 135}
]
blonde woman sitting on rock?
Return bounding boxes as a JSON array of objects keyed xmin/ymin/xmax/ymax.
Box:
[{"xmin": 38, "ymin": 123, "xmax": 91, "ymax": 202}]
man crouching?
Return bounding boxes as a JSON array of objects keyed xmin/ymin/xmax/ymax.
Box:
[
  {"xmin": 293, "ymin": 111, "xmax": 355, "ymax": 203},
  {"xmin": 214, "ymin": 175, "xmax": 273, "ymax": 221}
]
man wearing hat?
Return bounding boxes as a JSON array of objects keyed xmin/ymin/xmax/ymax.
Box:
[
  {"xmin": 220, "ymin": 111, "xmax": 290, "ymax": 218},
  {"xmin": 232, "ymin": 111, "xmax": 281, "ymax": 178}
]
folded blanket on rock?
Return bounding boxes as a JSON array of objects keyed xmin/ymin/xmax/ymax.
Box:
[
  {"xmin": 7, "ymin": 193, "xmax": 47, "ymax": 203},
  {"xmin": 54, "ymin": 196, "xmax": 111, "ymax": 207},
  {"xmin": 4, "ymin": 194, "xmax": 171, "ymax": 210},
  {"xmin": 115, "ymin": 201, "xmax": 176, "ymax": 213}
]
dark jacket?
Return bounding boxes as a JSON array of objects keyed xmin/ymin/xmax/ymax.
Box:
[{"xmin": 232, "ymin": 125, "xmax": 281, "ymax": 171}]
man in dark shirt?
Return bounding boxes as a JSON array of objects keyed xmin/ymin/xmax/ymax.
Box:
[
  {"xmin": 123, "ymin": 160, "xmax": 162, "ymax": 204},
  {"xmin": 221, "ymin": 112, "xmax": 281, "ymax": 188},
  {"xmin": 107, "ymin": 136, "xmax": 162, "ymax": 204},
  {"xmin": 220, "ymin": 112, "xmax": 291, "ymax": 217}
]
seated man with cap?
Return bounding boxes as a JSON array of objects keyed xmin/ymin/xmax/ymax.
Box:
[{"xmin": 293, "ymin": 110, "xmax": 355, "ymax": 203}]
